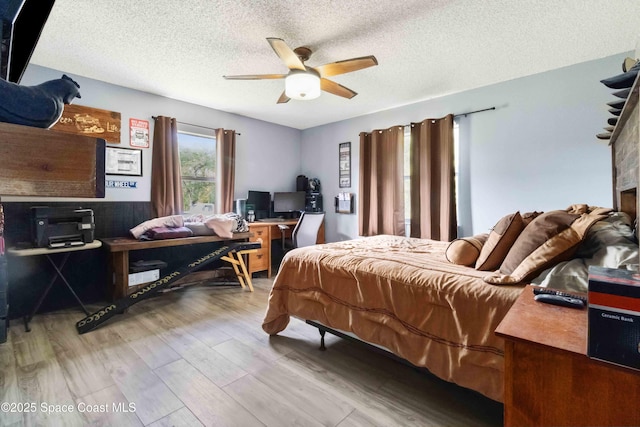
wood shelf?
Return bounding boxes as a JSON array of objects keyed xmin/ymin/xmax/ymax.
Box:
[{"xmin": 0, "ymin": 122, "xmax": 105, "ymax": 197}]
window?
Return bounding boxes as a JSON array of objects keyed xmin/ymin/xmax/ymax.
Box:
[{"xmin": 177, "ymin": 131, "xmax": 216, "ymax": 214}]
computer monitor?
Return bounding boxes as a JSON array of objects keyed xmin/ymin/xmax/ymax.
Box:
[
  {"xmin": 273, "ymin": 191, "xmax": 306, "ymax": 214},
  {"xmin": 246, "ymin": 190, "xmax": 271, "ymax": 219}
]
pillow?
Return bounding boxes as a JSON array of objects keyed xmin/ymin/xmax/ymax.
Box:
[
  {"xmin": 531, "ymin": 212, "xmax": 639, "ymax": 293},
  {"xmin": 184, "ymin": 222, "xmax": 217, "ymax": 236},
  {"xmin": 522, "ymin": 211, "xmax": 543, "ymax": 227},
  {"xmin": 445, "ymin": 233, "xmax": 489, "ymax": 266},
  {"xmin": 130, "ymin": 214, "xmax": 184, "ymax": 239},
  {"xmin": 224, "ymin": 212, "xmax": 249, "ymax": 232},
  {"xmin": 142, "ymin": 226, "xmax": 193, "ymax": 240},
  {"xmin": 475, "ymin": 212, "xmax": 525, "ymax": 271},
  {"xmin": 203, "ymin": 215, "xmax": 235, "ymax": 238},
  {"xmin": 484, "ymin": 209, "xmax": 609, "ymax": 285}
]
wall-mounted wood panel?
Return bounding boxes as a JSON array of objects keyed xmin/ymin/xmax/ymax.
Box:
[
  {"xmin": 0, "ymin": 122, "xmax": 105, "ymax": 197},
  {"xmin": 50, "ymin": 104, "xmax": 121, "ymax": 144}
]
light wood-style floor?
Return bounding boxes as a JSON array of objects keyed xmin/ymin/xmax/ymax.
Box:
[{"xmin": 0, "ymin": 276, "xmax": 503, "ymax": 426}]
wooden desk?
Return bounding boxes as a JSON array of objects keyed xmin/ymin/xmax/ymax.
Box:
[
  {"xmin": 495, "ymin": 285, "xmax": 640, "ymax": 426},
  {"xmin": 101, "ymin": 232, "xmax": 252, "ymax": 300},
  {"xmin": 7, "ymin": 240, "xmax": 103, "ymax": 331},
  {"xmin": 248, "ymin": 219, "xmax": 325, "ymax": 278}
]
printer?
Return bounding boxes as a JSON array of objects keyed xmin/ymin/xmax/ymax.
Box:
[{"xmin": 31, "ymin": 207, "xmax": 95, "ymax": 248}]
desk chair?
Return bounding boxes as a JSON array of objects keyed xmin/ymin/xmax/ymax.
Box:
[{"xmin": 278, "ymin": 212, "xmax": 325, "ymax": 252}]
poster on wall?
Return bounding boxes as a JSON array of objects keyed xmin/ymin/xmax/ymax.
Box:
[
  {"xmin": 339, "ymin": 142, "xmax": 351, "ymax": 188},
  {"xmin": 129, "ymin": 118, "xmax": 150, "ymax": 148},
  {"xmin": 106, "ymin": 146, "xmax": 142, "ymax": 176}
]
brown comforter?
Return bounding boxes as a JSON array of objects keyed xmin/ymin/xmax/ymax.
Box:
[{"xmin": 262, "ymin": 235, "xmax": 524, "ymax": 402}]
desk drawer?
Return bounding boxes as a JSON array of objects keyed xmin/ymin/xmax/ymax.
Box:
[
  {"xmin": 249, "ymin": 249, "xmax": 269, "ymax": 272},
  {"xmin": 249, "ymin": 224, "xmax": 269, "ymax": 273},
  {"xmin": 249, "ymin": 225, "xmax": 269, "ymax": 242}
]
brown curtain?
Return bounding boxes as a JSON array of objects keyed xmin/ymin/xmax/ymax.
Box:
[
  {"xmin": 358, "ymin": 126, "xmax": 405, "ymax": 236},
  {"xmin": 410, "ymin": 114, "xmax": 457, "ymax": 241},
  {"xmin": 216, "ymin": 128, "xmax": 236, "ymax": 213},
  {"xmin": 151, "ymin": 116, "xmax": 183, "ymax": 217}
]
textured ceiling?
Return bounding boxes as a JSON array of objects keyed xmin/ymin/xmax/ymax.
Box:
[{"xmin": 30, "ymin": 0, "xmax": 640, "ymax": 130}]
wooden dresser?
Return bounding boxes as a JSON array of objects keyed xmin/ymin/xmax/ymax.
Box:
[{"xmin": 496, "ymin": 286, "xmax": 640, "ymax": 426}]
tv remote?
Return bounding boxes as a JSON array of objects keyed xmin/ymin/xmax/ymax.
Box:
[
  {"xmin": 533, "ymin": 293, "xmax": 585, "ymax": 309},
  {"xmin": 532, "ymin": 287, "xmax": 587, "ymax": 304}
]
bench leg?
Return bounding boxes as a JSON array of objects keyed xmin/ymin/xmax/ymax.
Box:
[
  {"xmin": 221, "ymin": 249, "xmax": 256, "ymax": 292},
  {"xmin": 221, "ymin": 253, "xmax": 246, "ymax": 290},
  {"xmin": 235, "ymin": 250, "xmax": 254, "ymax": 292}
]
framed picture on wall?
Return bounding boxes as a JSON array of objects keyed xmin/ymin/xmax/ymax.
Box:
[
  {"xmin": 105, "ymin": 146, "xmax": 142, "ymax": 176},
  {"xmin": 339, "ymin": 142, "xmax": 351, "ymax": 188}
]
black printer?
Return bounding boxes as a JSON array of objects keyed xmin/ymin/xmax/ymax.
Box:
[{"xmin": 31, "ymin": 207, "xmax": 95, "ymax": 248}]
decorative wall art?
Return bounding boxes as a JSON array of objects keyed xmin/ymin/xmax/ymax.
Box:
[
  {"xmin": 129, "ymin": 118, "xmax": 149, "ymax": 148},
  {"xmin": 339, "ymin": 142, "xmax": 351, "ymax": 188},
  {"xmin": 51, "ymin": 104, "xmax": 121, "ymax": 144},
  {"xmin": 105, "ymin": 146, "xmax": 142, "ymax": 176}
]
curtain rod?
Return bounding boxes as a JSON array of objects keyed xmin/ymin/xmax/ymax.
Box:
[
  {"xmin": 151, "ymin": 116, "xmax": 241, "ymax": 135},
  {"xmin": 453, "ymin": 106, "xmax": 496, "ymax": 118},
  {"xmin": 399, "ymin": 106, "xmax": 496, "ymax": 128}
]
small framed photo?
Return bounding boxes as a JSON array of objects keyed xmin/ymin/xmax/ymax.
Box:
[
  {"xmin": 106, "ymin": 146, "xmax": 142, "ymax": 176},
  {"xmin": 339, "ymin": 142, "xmax": 351, "ymax": 188}
]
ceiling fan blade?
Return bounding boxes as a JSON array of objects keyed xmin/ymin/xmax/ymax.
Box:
[
  {"xmin": 277, "ymin": 91, "xmax": 291, "ymax": 104},
  {"xmin": 267, "ymin": 37, "xmax": 306, "ymax": 71},
  {"xmin": 315, "ymin": 55, "xmax": 378, "ymax": 77},
  {"xmin": 320, "ymin": 78, "xmax": 357, "ymax": 99},
  {"xmin": 223, "ymin": 74, "xmax": 286, "ymax": 80}
]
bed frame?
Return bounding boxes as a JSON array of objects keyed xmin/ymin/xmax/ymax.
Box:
[{"xmin": 306, "ymin": 319, "xmax": 435, "ymax": 374}]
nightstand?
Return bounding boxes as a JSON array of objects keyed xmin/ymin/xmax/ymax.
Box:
[{"xmin": 495, "ymin": 285, "xmax": 640, "ymax": 426}]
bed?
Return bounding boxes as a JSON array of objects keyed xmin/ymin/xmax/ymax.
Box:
[{"xmin": 262, "ymin": 207, "xmax": 639, "ymax": 403}]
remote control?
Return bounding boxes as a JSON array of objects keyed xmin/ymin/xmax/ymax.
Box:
[
  {"xmin": 534, "ymin": 293, "xmax": 585, "ymax": 309},
  {"xmin": 532, "ymin": 287, "xmax": 587, "ymax": 304}
]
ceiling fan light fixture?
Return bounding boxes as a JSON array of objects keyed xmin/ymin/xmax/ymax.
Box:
[{"xmin": 285, "ymin": 72, "xmax": 320, "ymax": 100}]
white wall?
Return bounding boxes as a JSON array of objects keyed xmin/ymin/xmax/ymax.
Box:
[
  {"xmin": 4, "ymin": 65, "xmax": 302, "ymax": 203},
  {"xmin": 301, "ymin": 53, "xmax": 625, "ymax": 242}
]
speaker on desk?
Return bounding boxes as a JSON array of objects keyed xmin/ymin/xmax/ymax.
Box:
[
  {"xmin": 305, "ymin": 193, "xmax": 323, "ymax": 212},
  {"xmin": 297, "ymin": 175, "xmax": 308, "ymax": 192},
  {"xmin": 234, "ymin": 199, "xmax": 247, "ymax": 219}
]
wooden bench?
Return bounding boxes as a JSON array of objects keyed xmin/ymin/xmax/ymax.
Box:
[
  {"xmin": 77, "ymin": 239, "xmax": 259, "ymax": 334},
  {"xmin": 100, "ymin": 232, "xmax": 254, "ymax": 300}
]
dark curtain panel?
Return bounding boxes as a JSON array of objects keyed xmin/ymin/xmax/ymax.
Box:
[
  {"xmin": 151, "ymin": 116, "xmax": 183, "ymax": 217},
  {"xmin": 358, "ymin": 126, "xmax": 405, "ymax": 236},
  {"xmin": 410, "ymin": 114, "xmax": 457, "ymax": 241},
  {"xmin": 216, "ymin": 128, "xmax": 236, "ymax": 213}
]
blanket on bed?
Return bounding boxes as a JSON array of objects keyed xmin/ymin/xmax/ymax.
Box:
[{"xmin": 262, "ymin": 235, "xmax": 524, "ymax": 402}]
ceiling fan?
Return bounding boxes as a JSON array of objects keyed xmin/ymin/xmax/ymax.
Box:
[{"xmin": 223, "ymin": 38, "xmax": 378, "ymax": 103}]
